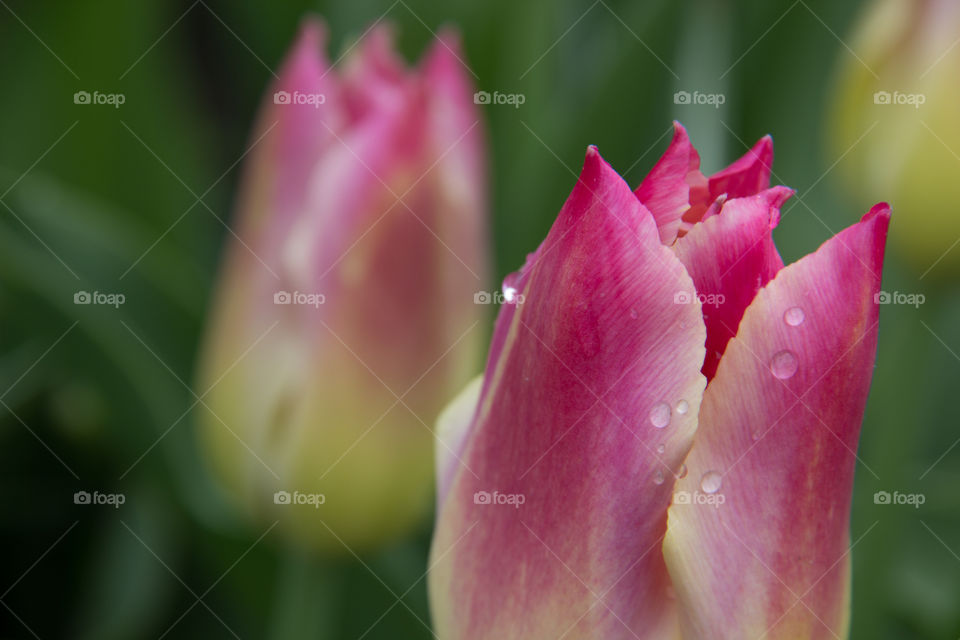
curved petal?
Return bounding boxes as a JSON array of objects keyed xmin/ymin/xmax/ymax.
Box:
[
  {"xmin": 681, "ymin": 135, "xmax": 776, "ymax": 230},
  {"xmin": 436, "ymin": 375, "xmax": 483, "ymax": 508},
  {"xmin": 663, "ymin": 204, "xmax": 891, "ymax": 639},
  {"xmin": 236, "ymin": 18, "xmax": 343, "ymax": 253},
  {"xmin": 705, "ymin": 135, "xmax": 774, "ymax": 202},
  {"xmin": 340, "ymin": 24, "xmax": 408, "ymax": 123},
  {"xmin": 634, "ymin": 122, "xmax": 707, "ymax": 245},
  {"xmin": 672, "ymin": 187, "xmax": 793, "ymax": 379},
  {"xmin": 429, "ymin": 147, "xmax": 707, "ymax": 640},
  {"xmin": 199, "ymin": 22, "xmax": 487, "ymax": 552}
]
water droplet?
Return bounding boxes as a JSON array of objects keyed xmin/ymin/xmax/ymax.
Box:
[
  {"xmin": 649, "ymin": 402, "xmax": 671, "ymax": 429},
  {"xmin": 653, "ymin": 470, "xmax": 665, "ymax": 485},
  {"xmin": 784, "ymin": 306, "xmax": 805, "ymax": 326},
  {"xmin": 675, "ymin": 399, "xmax": 689, "ymax": 415},
  {"xmin": 700, "ymin": 471, "xmax": 722, "ymax": 494},
  {"xmin": 629, "ymin": 308, "xmax": 639, "ymax": 319},
  {"xmin": 502, "ymin": 286, "xmax": 518, "ymax": 303},
  {"xmin": 656, "ymin": 444, "xmax": 666, "ymax": 454},
  {"xmin": 751, "ymin": 431, "xmax": 762, "ymax": 441},
  {"xmin": 769, "ymin": 350, "xmax": 799, "ymax": 380},
  {"xmin": 675, "ymin": 464, "xmax": 688, "ymax": 479}
]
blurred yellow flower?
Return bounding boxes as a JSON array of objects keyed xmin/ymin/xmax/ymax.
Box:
[{"xmin": 830, "ymin": 0, "xmax": 960, "ymax": 275}]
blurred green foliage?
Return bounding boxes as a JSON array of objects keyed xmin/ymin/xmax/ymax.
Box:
[{"xmin": 0, "ymin": 0, "xmax": 957, "ymax": 637}]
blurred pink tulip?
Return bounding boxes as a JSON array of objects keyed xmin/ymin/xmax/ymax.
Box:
[
  {"xmin": 429, "ymin": 124, "xmax": 889, "ymax": 639},
  {"xmin": 197, "ymin": 18, "xmax": 488, "ymax": 551}
]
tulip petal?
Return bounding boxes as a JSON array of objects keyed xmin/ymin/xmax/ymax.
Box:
[
  {"xmin": 199, "ymin": 20, "xmax": 487, "ymax": 552},
  {"xmin": 340, "ymin": 24, "xmax": 408, "ymax": 122},
  {"xmin": 680, "ymin": 136, "xmax": 776, "ymax": 231},
  {"xmin": 635, "ymin": 122, "xmax": 708, "ymax": 245},
  {"xmin": 671, "ymin": 187, "xmax": 793, "ymax": 379},
  {"xmin": 240, "ymin": 18, "xmax": 342, "ymax": 241},
  {"xmin": 705, "ymin": 135, "xmax": 774, "ymax": 202},
  {"xmin": 436, "ymin": 375, "xmax": 483, "ymax": 508},
  {"xmin": 429, "ymin": 147, "xmax": 707, "ymax": 639},
  {"xmin": 663, "ymin": 204, "xmax": 890, "ymax": 639}
]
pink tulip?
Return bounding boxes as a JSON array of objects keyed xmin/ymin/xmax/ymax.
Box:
[
  {"xmin": 197, "ymin": 19, "xmax": 487, "ymax": 551},
  {"xmin": 429, "ymin": 123, "xmax": 889, "ymax": 638}
]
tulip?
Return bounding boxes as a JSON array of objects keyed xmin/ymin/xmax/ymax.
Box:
[
  {"xmin": 197, "ymin": 19, "xmax": 487, "ymax": 552},
  {"xmin": 429, "ymin": 124, "xmax": 889, "ymax": 638},
  {"xmin": 829, "ymin": 0, "xmax": 958, "ymax": 273}
]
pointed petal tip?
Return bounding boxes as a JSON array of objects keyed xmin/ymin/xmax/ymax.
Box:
[
  {"xmin": 757, "ymin": 185, "xmax": 795, "ymax": 227},
  {"xmin": 578, "ymin": 145, "xmax": 613, "ymax": 190},
  {"xmin": 432, "ymin": 24, "xmax": 464, "ymax": 53},
  {"xmin": 280, "ymin": 16, "xmax": 329, "ymax": 78},
  {"xmin": 295, "ymin": 15, "xmax": 327, "ymax": 46},
  {"xmin": 865, "ymin": 201, "xmax": 892, "ymax": 222}
]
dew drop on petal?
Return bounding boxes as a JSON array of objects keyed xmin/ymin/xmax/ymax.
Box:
[
  {"xmin": 700, "ymin": 471, "xmax": 722, "ymax": 494},
  {"xmin": 675, "ymin": 464, "xmax": 688, "ymax": 479},
  {"xmin": 649, "ymin": 402, "xmax": 671, "ymax": 428},
  {"xmin": 502, "ymin": 286, "xmax": 518, "ymax": 303},
  {"xmin": 656, "ymin": 444, "xmax": 665, "ymax": 454},
  {"xmin": 769, "ymin": 350, "xmax": 799, "ymax": 380},
  {"xmin": 784, "ymin": 306, "xmax": 805, "ymax": 326},
  {"xmin": 751, "ymin": 431, "xmax": 762, "ymax": 441},
  {"xmin": 653, "ymin": 470, "xmax": 665, "ymax": 485},
  {"xmin": 675, "ymin": 399, "xmax": 689, "ymax": 415}
]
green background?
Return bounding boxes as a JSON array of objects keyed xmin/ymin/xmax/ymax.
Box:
[{"xmin": 1, "ymin": 0, "xmax": 957, "ymax": 637}]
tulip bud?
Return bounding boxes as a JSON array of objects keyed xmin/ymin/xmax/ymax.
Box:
[
  {"xmin": 830, "ymin": 0, "xmax": 960, "ymax": 274},
  {"xmin": 429, "ymin": 129, "xmax": 889, "ymax": 638},
  {"xmin": 196, "ymin": 19, "xmax": 487, "ymax": 552}
]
